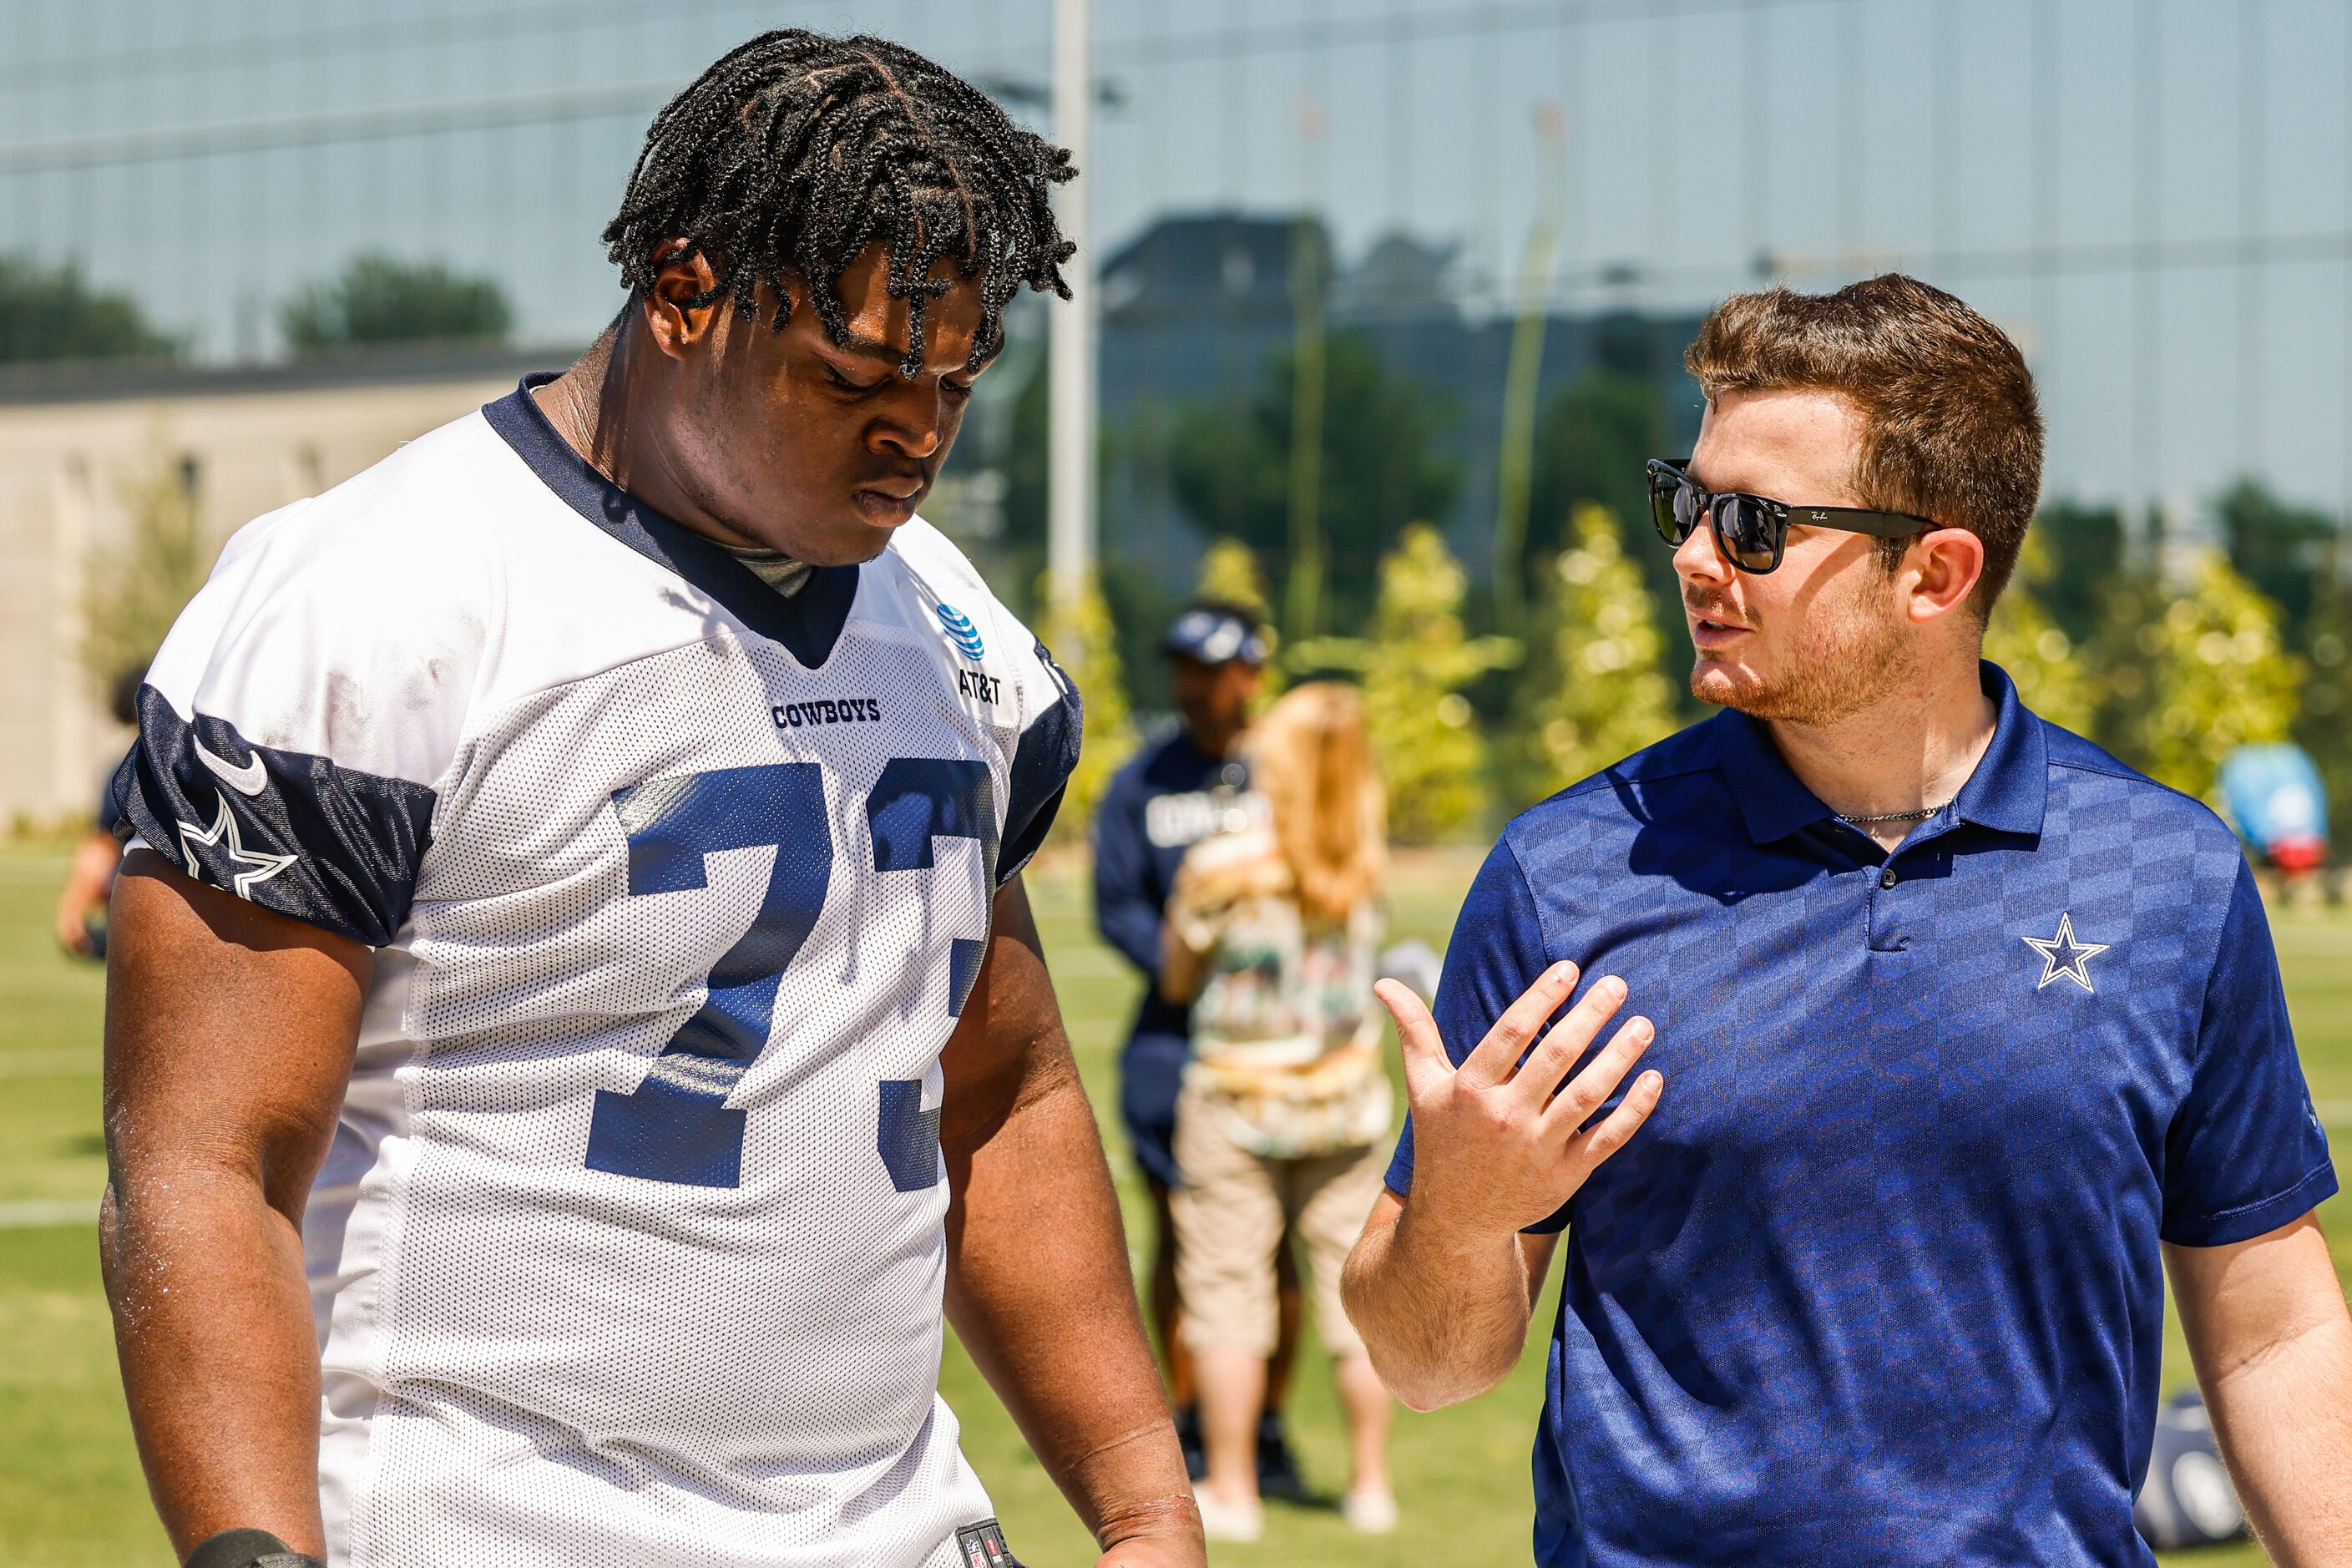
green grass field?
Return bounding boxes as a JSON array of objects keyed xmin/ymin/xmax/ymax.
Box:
[{"xmin": 0, "ymin": 846, "xmax": 2342, "ymax": 1565}]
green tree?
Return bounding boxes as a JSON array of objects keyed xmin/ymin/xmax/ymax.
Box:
[
  {"xmin": 2031, "ymin": 498, "xmax": 2127, "ymax": 650},
  {"xmin": 1034, "ymin": 571, "xmax": 1137, "ymax": 848},
  {"xmin": 0, "ymin": 254, "xmax": 177, "ymax": 363},
  {"xmin": 1360, "ymin": 525, "xmax": 1496, "ymax": 845},
  {"xmin": 2122, "ymin": 549, "xmax": 2301, "ymax": 802},
  {"xmin": 1168, "ymin": 332, "xmax": 1461, "ymax": 640},
  {"xmin": 281, "ymin": 253, "xmax": 513, "ymax": 353},
  {"xmin": 82, "ymin": 442, "xmax": 215, "ymax": 698},
  {"xmin": 1512, "ymin": 503, "xmax": 1680, "ymax": 806},
  {"xmin": 1983, "ymin": 534, "xmax": 2097, "ymax": 735},
  {"xmin": 2292, "ymin": 558, "xmax": 2352, "ymax": 840},
  {"xmin": 2216, "ymin": 478, "xmax": 2337, "ymax": 650},
  {"xmin": 1196, "ymin": 536, "xmax": 1273, "ymax": 620},
  {"xmin": 1527, "ymin": 371, "xmax": 1667, "ymax": 586}
]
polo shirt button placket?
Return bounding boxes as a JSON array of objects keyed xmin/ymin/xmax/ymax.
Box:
[{"xmin": 1869, "ymin": 858, "xmax": 1906, "ymax": 951}]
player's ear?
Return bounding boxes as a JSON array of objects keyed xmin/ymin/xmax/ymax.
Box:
[
  {"xmin": 1903, "ymin": 527, "xmax": 1985, "ymax": 624},
  {"xmin": 640, "ymin": 241, "xmax": 725, "ymax": 360}
]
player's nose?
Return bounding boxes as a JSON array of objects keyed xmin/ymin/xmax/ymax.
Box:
[{"xmin": 873, "ymin": 387, "xmax": 947, "ymax": 461}]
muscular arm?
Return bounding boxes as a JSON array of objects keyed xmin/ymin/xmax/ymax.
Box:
[
  {"xmin": 939, "ymin": 878, "xmax": 1202, "ymax": 1567},
  {"xmin": 2167, "ymin": 1212, "xmax": 2352, "ymax": 1564},
  {"xmin": 101, "ymin": 851, "xmax": 370, "ymax": 1560}
]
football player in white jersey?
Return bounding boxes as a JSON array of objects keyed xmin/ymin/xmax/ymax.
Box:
[{"xmin": 99, "ymin": 33, "xmax": 1203, "ymax": 1568}]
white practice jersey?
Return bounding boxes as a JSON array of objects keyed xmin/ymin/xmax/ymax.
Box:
[{"xmin": 113, "ymin": 377, "xmax": 1082, "ymax": 1568}]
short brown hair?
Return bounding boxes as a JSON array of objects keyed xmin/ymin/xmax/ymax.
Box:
[{"xmin": 1684, "ymin": 274, "xmax": 2044, "ymax": 614}]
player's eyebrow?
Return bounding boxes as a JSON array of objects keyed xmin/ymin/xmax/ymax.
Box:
[{"xmin": 835, "ymin": 334, "xmax": 902, "ymax": 363}]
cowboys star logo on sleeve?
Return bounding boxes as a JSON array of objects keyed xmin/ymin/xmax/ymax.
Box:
[{"xmin": 175, "ymin": 794, "xmax": 298, "ymax": 899}]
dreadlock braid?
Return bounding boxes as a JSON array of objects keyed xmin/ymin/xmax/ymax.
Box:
[{"xmin": 603, "ymin": 30, "xmax": 1076, "ymax": 377}]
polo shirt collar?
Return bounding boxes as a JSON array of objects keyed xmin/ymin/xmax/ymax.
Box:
[
  {"xmin": 1712, "ymin": 708, "xmax": 1836, "ymax": 845},
  {"xmin": 1712, "ymin": 660, "xmax": 2047, "ymax": 845},
  {"xmin": 1949, "ymin": 661, "xmax": 2047, "ymax": 837}
]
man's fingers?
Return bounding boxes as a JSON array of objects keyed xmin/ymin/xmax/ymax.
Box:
[
  {"xmin": 1457, "ymin": 961, "xmax": 1581, "ymax": 1088},
  {"xmin": 1564, "ymin": 1068, "xmax": 1664, "ymax": 1178},
  {"xmin": 1374, "ymin": 978, "xmax": 1453, "ymax": 1096},
  {"xmin": 1514, "ymin": 974, "xmax": 1630, "ymax": 1105},
  {"xmin": 1537, "ymin": 1012, "xmax": 1654, "ymax": 1130}
]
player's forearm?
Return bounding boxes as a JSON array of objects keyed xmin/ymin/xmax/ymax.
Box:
[
  {"xmin": 1343, "ymin": 1199, "xmax": 1535, "ymax": 1412},
  {"xmin": 101, "ymin": 1167, "xmax": 326, "ymax": 1557},
  {"xmin": 944, "ymin": 1070, "xmax": 1196, "ymax": 1550},
  {"xmin": 2206, "ymin": 1313, "xmax": 2352, "ymax": 1564}
]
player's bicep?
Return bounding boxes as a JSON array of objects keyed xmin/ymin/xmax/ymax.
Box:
[
  {"xmin": 105, "ymin": 850, "xmax": 370, "ymax": 1211},
  {"xmin": 936, "ymin": 877, "xmax": 1075, "ymax": 1163}
]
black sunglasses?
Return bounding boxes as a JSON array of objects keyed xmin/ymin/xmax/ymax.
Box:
[{"xmin": 1646, "ymin": 458, "xmax": 1935, "ymax": 575}]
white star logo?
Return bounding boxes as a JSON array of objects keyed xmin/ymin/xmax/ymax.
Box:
[
  {"xmin": 175, "ymin": 796, "xmax": 297, "ymax": 899},
  {"xmin": 2021, "ymin": 912, "xmax": 2110, "ymax": 994}
]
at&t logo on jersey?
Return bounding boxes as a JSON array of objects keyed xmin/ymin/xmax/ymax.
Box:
[{"xmin": 934, "ymin": 601, "xmax": 986, "ymax": 660}]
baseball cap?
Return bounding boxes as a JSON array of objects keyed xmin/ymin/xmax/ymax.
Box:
[{"xmin": 1161, "ymin": 605, "xmax": 1268, "ymax": 666}]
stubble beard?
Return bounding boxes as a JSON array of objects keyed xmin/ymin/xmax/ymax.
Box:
[{"xmin": 1688, "ymin": 582, "xmax": 1916, "ymax": 726}]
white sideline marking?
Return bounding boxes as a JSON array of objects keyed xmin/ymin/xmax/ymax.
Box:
[
  {"xmin": 0, "ymin": 1198, "xmax": 95, "ymax": 1229},
  {"xmin": 2319, "ymin": 1100, "xmax": 2352, "ymax": 1129}
]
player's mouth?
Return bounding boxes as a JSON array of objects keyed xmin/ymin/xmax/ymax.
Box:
[
  {"xmin": 852, "ymin": 478, "xmax": 924, "ymax": 526},
  {"xmin": 1685, "ymin": 599, "xmax": 1753, "ymax": 651}
]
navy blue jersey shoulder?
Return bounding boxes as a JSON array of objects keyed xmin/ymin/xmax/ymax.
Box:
[
  {"xmin": 483, "ymin": 376, "xmax": 859, "ymax": 669},
  {"xmin": 996, "ymin": 640, "xmax": 1082, "ymax": 885},
  {"xmin": 112, "ymin": 686, "xmax": 436, "ymax": 948},
  {"xmin": 1386, "ymin": 665, "xmax": 2331, "ymax": 1568}
]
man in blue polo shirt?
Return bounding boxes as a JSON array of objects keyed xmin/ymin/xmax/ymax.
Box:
[{"xmin": 1343, "ymin": 275, "xmax": 2352, "ymax": 1565}]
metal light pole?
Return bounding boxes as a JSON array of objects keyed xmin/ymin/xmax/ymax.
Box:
[{"xmin": 1048, "ymin": 0, "xmax": 1095, "ymax": 618}]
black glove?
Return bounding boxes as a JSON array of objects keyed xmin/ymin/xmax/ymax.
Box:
[{"xmin": 185, "ymin": 1528, "xmax": 325, "ymax": 1568}]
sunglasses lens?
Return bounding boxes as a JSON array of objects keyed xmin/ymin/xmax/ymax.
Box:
[
  {"xmin": 1717, "ymin": 496, "xmax": 1781, "ymax": 571},
  {"xmin": 1649, "ymin": 471, "xmax": 1697, "ymax": 544}
]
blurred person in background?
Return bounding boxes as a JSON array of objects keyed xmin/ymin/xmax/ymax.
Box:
[
  {"xmin": 53, "ymin": 664, "xmax": 145, "ymax": 959},
  {"xmin": 1159, "ymin": 682, "xmax": 1397, "ymax": 1541},
  {"xmin": 1091, "ymin": 604, "xmax": 1309, "ymax": 1495},
  {"xmin": 1346, "ymin": 276, "xmax": 2350, "ymax": 1566}
]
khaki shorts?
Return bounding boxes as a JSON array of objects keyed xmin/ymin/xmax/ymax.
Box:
[{"xmin": 1169, "ymin": 1082, "xmax": 1386, "ymax": 1360}]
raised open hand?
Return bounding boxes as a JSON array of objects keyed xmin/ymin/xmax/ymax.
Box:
[{"xmin": 1376, "ymin": 962, "xmax": 1662, "ymax": 1239}]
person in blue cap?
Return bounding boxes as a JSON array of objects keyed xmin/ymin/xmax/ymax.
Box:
[{"xmin": 1094, "ymin": 602, "xmax": 1306, "ymax": 1495}]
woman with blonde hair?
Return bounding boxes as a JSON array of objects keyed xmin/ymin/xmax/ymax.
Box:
[{"xmin": 1161, "ymin": 680, "xmax": 1397, "ymax": 1540}]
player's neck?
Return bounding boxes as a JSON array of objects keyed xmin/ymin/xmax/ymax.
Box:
[
  {"xmin": 1763, "ymin": 650, "xmax": 1995, "ymax": 851},
  {"xmin": 534, "ymin": 328, "xmax": 768, "ymax": 553}
]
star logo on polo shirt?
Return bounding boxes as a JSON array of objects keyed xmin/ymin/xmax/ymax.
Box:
[
  {"xmin": 2021, "ymin": 912, "xmax": 2109, "ymax": 994},
  {"xmin": 176, "ymin": 796, "xmax": 298, "ymax": 899}
]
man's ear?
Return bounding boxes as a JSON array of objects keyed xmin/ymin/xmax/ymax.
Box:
[
  {"xmin": 640, "ymin": 241, "xmax": 726, "ymax": 361},
  {"xmin": 1904, "ymin": 528, "xmax": 1986, "ymax": 624}
]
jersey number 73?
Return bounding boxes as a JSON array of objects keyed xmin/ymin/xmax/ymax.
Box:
[{"xmin": 585, "ymin": 758, "xmax": 997, "ymax": 1189}]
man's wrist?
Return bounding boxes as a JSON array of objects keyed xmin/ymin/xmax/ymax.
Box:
[
  {"xmin": 1394, "ymin": 1175, "xmax": 1529, "ymax": 1262},
  {"xmin": 1094, "ymin": 1489, "xmax": 1206, "ymax": 1549}
]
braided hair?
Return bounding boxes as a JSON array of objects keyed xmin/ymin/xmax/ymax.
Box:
[{"xmin": 603, "ymin": 31, "xmax": 1075, "ymax": 377}]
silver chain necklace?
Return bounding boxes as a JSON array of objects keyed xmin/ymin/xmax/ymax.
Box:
[{"xmin": 1838, "ymin": 800, "xmax": 1950, "ymax": 827}]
